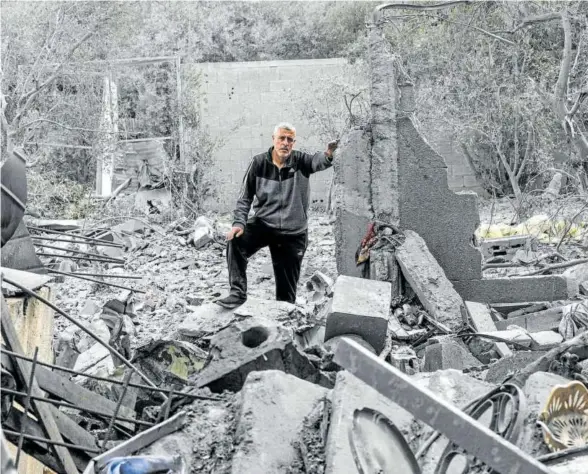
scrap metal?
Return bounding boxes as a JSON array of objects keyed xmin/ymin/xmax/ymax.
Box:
[
  {"xmin": 48, "ymin": 269, "xmax": 146, "ymax": 293},
  {"xmin": 334, "ymin": 337, "xmax": 554, "ymax": 474},
  {"xmin": 1, "ymin": 275, "xmax": 163, "ymax": 397}
]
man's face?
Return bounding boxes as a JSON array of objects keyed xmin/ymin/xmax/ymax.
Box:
[{"xmin": 272, "ymin": 128, "xmax": 296, "ymax": 159}]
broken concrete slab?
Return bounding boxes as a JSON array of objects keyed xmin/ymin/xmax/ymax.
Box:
[
  {"xmin": 496, "ymin": 306, "xmax": 563, "ymax": 332},
  {"xmin": 193, "ymin": 317, "xmax": 331, "ymax": 392},
  {"xmin": 332, "ymin": 128, "xmax": 373, "ymax": 278},
  {"xmin": 369, "ymin": 248, "xmax": 401, "ymax": 297},
  {"xmin": 452, "ymin": 275, "xmax": 576, "ymax": 304},
  {"xmin": 231, "ymin": 370, "xmax": 328, "ymax": 474},
  {"xmin": 395, "ymin": 230, "xmax": 464, "ymax": 331},
  {"xmin": 325, "ymin": 371, "xmax": 418, "ymax": 474},
  {"xmin": 422, "ymin": 339, "xmax": 482, "ymax": 372},
  {"xmin": 485, "ymin": 351, "xmax": 548, "ymax": 384},
  {"xmin": 324, "ymin": 275, "xmax": 391, "ymax": 353},
  {"xmin": 529, "ymin": 331, "xmax": 563, "ymax": 350},
  {"xmin": 233, "ymin": 297, "xmax": 296, "ymax": 320},
  {"xmin": 396, "ymin": 85, "xmax": 482, "ymax": 283},
  {"xmin": 178, "ymin": 303, "xmax": 234, "ymax": 338}
]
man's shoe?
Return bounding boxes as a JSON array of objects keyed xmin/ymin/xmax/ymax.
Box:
[{"xmin": 215, "ymin": 294, "xmax": 246, "ymax": 309}]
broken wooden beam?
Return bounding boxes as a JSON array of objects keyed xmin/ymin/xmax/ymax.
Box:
[
  {"xmin": 395, "ymin": 230, "xmax": 464, "ymax": 331},
  {"xmin": 1, "ymin": 297, "xmax": 79, "ymax": 474}
]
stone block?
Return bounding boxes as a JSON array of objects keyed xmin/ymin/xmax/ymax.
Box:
[
  {"xmin": 529, "ymin": 330, "xmax": 563, "ymax": 350},
  {"xmin": 452, "ymin": 275, "xmax": 576, "ymax": 304},
  {"xmin": 325, "ymin": 276, "xmax": 391, "ymax": 353},
  {"xmin": 232, "ymin": 371, "xmax": 328, "ymax": 474},
  {"xmin": 396, "ymin": 231, "xmax": 465, "ymax": 331},
  {"xmin": 193, "ymin": 317, "xmax": 330, "ymax": 392},
  {"xmin": 422, "ymin": 340, "xmax": 482, "ymax": 372},
  {"xmin": 485, "ymin": 351, "xmax": 547, "ymax": 384},
  {"xmin": 178, "ymin": 303, "xmax": 234, "ymax": 339}
]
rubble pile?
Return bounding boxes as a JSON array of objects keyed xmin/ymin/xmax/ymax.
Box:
[{"xmin": 2, "ymin": 204, "xmax": 587, "ymax": 474}]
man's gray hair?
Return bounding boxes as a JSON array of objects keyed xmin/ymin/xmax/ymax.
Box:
[{"xmin": 273, "ymin": 122, "xmax": 296, "ymax": 135}]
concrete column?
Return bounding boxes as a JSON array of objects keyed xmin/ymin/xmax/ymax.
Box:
[{"xmin": 368, "ymin": 25, "xmax": 399, "ymax": 226}]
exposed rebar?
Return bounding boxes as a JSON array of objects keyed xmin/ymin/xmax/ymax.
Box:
[
  {"xmin": 0, "ymin": 276, "xmax": 163, "ymax": 399},
  {"xmin": 15, "ymin": 347, "xmax": 38, "ymax": 469},
  {"xmin": 48, "ymin": 269, "xmax": 146, "ymax": 294}
]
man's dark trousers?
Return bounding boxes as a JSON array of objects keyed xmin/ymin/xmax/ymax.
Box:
[{"xmin": 227, "ymin": 218, "xmax": 308, "ymax": 304}]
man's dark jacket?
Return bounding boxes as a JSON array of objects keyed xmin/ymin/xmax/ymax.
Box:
[{"xmin": 232, "ymin": 147, "xmax": 333, "ymax": 234}]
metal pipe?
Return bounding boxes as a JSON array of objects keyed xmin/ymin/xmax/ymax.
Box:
[
  {"xmin": 1, "ymin": 387, "xmax": 153, "ymax": 427},
  {"xmin": 53, "ymin": 272, "xmax": 142, "ymax": 280},
  {"xmin": 28, "ymin": 226, "xmax": 124, "ymax": 247},
  {"xmin": 0, "ymin": 276, "xmax": 163, "ymax": 398},
  {"xmin": 34, "ymin": 243, "xmax": 124, "ymax": 262},
  {"xmin": 32, "ymin": 235, "xmax": 123, "ymax": 248},
  {"xmin": 0, "ymin": 348, "xmax": 218, "ymax": 401},
  {"xmin": 15, "ymin": 347, "xmax": 38, "ymax": 469},
  {"xmin": 3, "ymin": 429, "xmax": 100, "ymax": 454},
  {"xmin": 48, "ymin": 269, "xmax": 146, "ymax": 294},
  {"xmin": 36, "ymin": 253, "xmax": 123, "ymax": 264},
  {"xmin": 101, "ymin": 371, "xmax": 132, "ymax": 450}
]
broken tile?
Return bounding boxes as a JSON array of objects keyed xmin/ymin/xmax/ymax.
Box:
[{"xmin": 232, "ymin": 371, "xmax": 328, "ymax": 474}]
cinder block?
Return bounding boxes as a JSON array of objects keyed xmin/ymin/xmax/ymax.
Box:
[
  {"xmin": 232, "ymin": 371, "xmax": 328, "ymax": 474},
  {"xmin": 325, "ymin": 276, "xmax": 391, "ymax": 353}
]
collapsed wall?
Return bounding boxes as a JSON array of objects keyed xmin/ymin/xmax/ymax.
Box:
[{"xmin": 333, "ymin": 24, "xmax": 574, "ymax": 304}]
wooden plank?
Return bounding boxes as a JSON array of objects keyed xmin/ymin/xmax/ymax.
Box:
[
  {"xmin": 92, "ymin": 411, "xmax": 187, "ymax": 470},
  {"xmin": 33, "ymin": 364, "xmax": 137, "ymax": 424},
  {"xmin": 1, "ymin": 351, "xmax": 101, "ymax": 451},
  {"xmin": 4, "ymin": 287, "xmax": 55, "ymax": 364},
  {"xmin": 4, "ymin": 410, "xmax": 91, "ymax": 472},
  {"xmin": 466, "ymin": 301, "xmax": 512, "ymax": 357},
  {"xmin": 496, "ymin": 307, "xmax": 563, "ymax": 332},
  {"xmin": 1, "ymin": 296, "xmax": 79, "ymax": 474}
]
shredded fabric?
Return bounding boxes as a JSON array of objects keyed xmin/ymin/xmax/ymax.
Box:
[{"xmin": 558, "ymin": 301, "xmax": 588, "ymax": 340}]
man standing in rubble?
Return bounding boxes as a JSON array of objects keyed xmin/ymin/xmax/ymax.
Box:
[{"xmin": 216, "ymin": 122, "xmax": 338, "ymax": 308}]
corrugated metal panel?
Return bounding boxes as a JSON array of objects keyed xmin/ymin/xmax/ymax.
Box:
[{"xmin": 113, "ymin": 140, "xmax": 169, "ymax": 189}]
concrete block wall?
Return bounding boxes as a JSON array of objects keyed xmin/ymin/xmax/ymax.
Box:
[
  {"xmin": 420, "ymin": 127, "xmax": 481, "ymax": 192},
  {"xmin": 184, "ymin": 58, "xmax": 482, "ymax": 213},
  {"xmin": 186, "ymin": 59, "xmax": 347, "ymax": 213}
]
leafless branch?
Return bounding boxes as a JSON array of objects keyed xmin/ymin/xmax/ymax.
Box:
[
  {"xmin": 17, "ymin": 118, "xmax": 118, "ymax": 135},
  {"xmin": 516, "ymin": 125, "xmax": 533, "ymax": 180},
  {"xmin": 422, "ymin": 13, "xmax": 515, "ymax": 45},
  {"xmin": 12, "ymin": 30, "xmax": 95, "ymax": 130},
  {"xmin": 510, "ymin": 12, "xmax": 562, "ymax": 33},
  {"xmin": 568, "ymin": 91, "xmax": 588, "ymax": 119}
]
